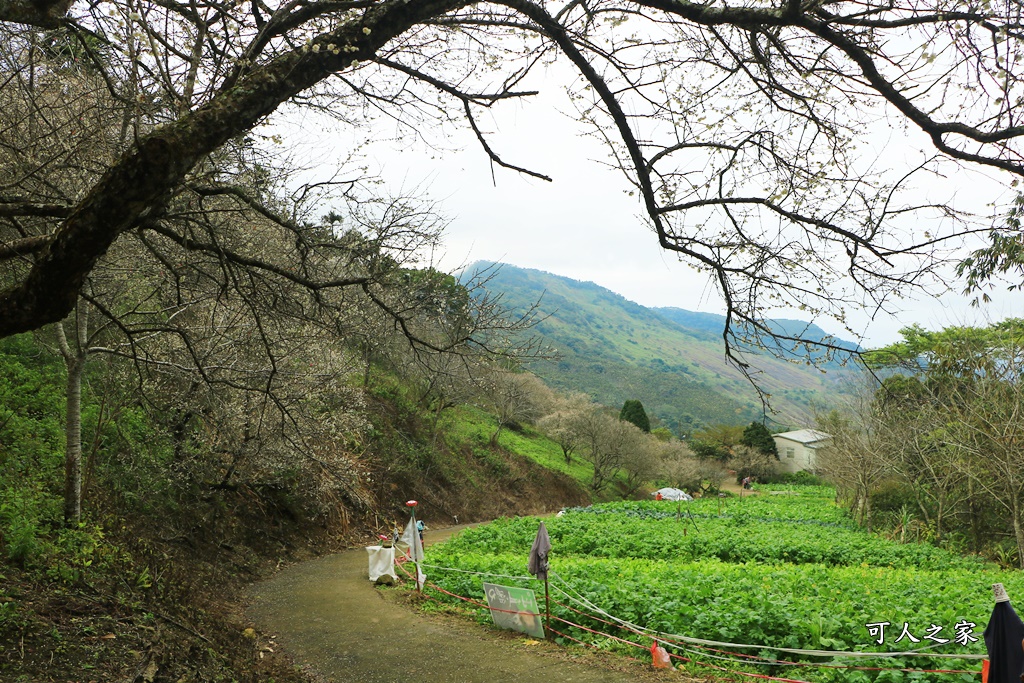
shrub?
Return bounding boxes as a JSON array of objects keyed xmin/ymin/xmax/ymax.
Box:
[
  {"xmin": 870, "ymin": 479, "xmax": 918, "ymax": 514},
  {"xmin": 764, "ymin": 470, "xmax": 827, "ymax": 486}
]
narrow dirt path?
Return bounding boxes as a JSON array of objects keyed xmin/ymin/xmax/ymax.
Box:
[{"xmin": 246, "ymin": 525, "xmax": 670, "ymax": 683}]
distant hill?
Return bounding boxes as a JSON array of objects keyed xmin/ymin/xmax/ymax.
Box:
[
  {"xmin": 464, "ymin": 262, "xmax": 860, "ymax": 433},
  {"xmin": 654, "ymin": 308, "xmax": 859, "ymax": 370}
]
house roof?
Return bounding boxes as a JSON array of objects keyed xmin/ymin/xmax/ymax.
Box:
[{"xmin": 773, "ymin": 429, "xmax": 831, "ymax": 445}]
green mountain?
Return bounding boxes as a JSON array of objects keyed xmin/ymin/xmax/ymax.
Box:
[
  {"xmin": 654, "ymin": 308, "xmax": 859, "ymax": 371},
  {"xmin": 467, "ymin": 263, "xmax": 859, "ymax": 433}
]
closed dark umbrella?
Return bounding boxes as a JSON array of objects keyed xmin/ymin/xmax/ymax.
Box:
[
  {"xmin": 528, "ymin": 521, "xmax": 552, "ymax": 638},
  {"xmin": 984, "ymin": 583, "xmax": 1024, "ymax": 683},
  {"xmin": 528, "ymin": 521, "xmax": 551, "ymax": 581}
]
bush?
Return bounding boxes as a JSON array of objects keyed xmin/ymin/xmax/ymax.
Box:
[
  {"xmin": 870, "ymin": 479, "xmax": 918, "ymax": 514},
  {"xmin": 0, "ymin": 484, "xmax": 62, "ymax": 566}
]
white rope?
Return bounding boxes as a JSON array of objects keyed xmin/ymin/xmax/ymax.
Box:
[
  {"xmin": 412, "ymin": 557, "xmax": 986, "ymax": 664},
  {"xmin": 547, "ymin": 571, "xmax": 986, "ymax": 661}
]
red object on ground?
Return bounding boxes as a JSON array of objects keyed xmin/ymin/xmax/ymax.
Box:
[{"xmin": 651, "ymin": 641, "xmax": 671, "ymax": 669}]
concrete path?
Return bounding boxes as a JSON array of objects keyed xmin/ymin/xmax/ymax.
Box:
[{"xmin": 246, "ymin": 526, "xmax": 662, "ymax": 683}]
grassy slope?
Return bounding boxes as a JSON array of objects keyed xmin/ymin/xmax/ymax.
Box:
[
  {"xmin": 442, "ymin": 405, "xmax": 595, "ymax": 485},
  {"xmin": 471, "ymin": 263, "xmax": 859, "ymax": 429}
]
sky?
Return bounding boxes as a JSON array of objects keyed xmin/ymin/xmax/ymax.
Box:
[{"xmin": 274, "ymin": 65, "xmax": 1024, "ymax": 350}]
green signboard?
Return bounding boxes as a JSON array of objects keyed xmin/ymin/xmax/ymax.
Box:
[{"xmin": 482, "ymin": 582, "xmax": 545, "ymax": 639}]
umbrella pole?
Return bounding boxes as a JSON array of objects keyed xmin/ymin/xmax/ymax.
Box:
[{"xmin": 544, "ymin": 577, "xmax": 551, "ymax": 640}]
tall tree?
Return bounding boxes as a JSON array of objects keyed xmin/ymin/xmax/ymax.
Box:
[
  {"xmin": 481, "ymin": 370, "xmax": 552, "ymax": 445},
  {"xmin": 619, "ymin": 399, "xmax": 651, "ymax": 433},
  {"xmin": 740, "ymin": 422, "xmax": 778, "ymax": 459},
  {"xmin": 571, "ymin": 408, "xmax": 638, "ymax": 493}
]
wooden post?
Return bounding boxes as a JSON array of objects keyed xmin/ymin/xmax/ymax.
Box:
[{"xmin": 544, "ymin": 577, "xmax": 551, "ymax": 640}]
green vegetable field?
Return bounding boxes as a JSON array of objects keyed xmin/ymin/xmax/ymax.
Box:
[{"xmin": 424, "ymin": 485, "xmax": 1023, "ymax": 682}]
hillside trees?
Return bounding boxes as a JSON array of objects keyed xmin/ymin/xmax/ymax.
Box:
[
  {"xmin": 816, "ymin": 399, "xmax": 891, "ymax": 530},
  {"xmin": 537, "ymin": 391, "xmax": 591, "ymax": 465},
  {"xmin": 872, "ymin": 376, "xmax": 966, "ymax": 542},
  {"xmin": 534, "ymin": 388, "xmax": 713, "ymax": 495},
  {"xmin": 728, "ymin": 445, "xmax": 779, "ymax": 485},
  {"xmin": 688, "ymin": 424, "xmax": 744, "ymax": 462},
  {"xmin": 949, "ymin": 359, "xmax": 1024, "ymax": 566},
  {"xmin": 659, "ymin": 440, "xmax": 704, "ymax": 492},
  {"xmin": 482, "ymin": 369, "xmax": 553, "ymax": 445},
  {"xmin": 619, "ymin": 427, "xmax": 660, "ymax": 495},
  {"xmin": 864, "ymin": 321, "xmax": 1024, "ymax": 564},
  {"xmin": 1, "ymin": 31, "xmax": 544, "ymax": 525},
  {"xmin": 0, "ymin": 0, "xmax": 1023, "ymax": 366},
  {"xmin": 572, "ymin": 409, "xmax": 646, "ymax": 493}
]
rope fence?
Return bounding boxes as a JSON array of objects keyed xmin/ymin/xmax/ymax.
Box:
[{"xmin": 389, "ymin": 556, "xmax": 984, "ymax": 681}]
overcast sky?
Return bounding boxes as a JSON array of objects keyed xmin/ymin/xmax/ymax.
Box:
[{"xmin": 276, "ymin": 67, "xmax": 1024, "ymax": 350}]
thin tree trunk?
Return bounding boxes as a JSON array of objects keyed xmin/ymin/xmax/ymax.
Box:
[
  {"xmin": 491, "ymin": 419, "xmax": 505, "ymax": 446},
  {"xmin": 1013, "ymin": 494, "xmax": 1024, "ymax": 570},
  {"xmin": 864, "ymin": 488, "xmax": 872, "ymax": 532},
  {"xmin": 968, "ymin": 478, "xmax": 980, "ymax": 553},
  {"xmin": 63, "ymin": 355, "xmax": 83, "ymax": 525}
]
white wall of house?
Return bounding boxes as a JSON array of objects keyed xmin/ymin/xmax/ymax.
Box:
[{"xmin": 773, "ymin": 430, "xmax": 831, "ymax": 473}]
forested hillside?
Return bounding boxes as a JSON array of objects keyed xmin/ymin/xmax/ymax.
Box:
[
  {"xmin": 465, "ymin": 263, "xmax": 859, "ymax": 432},
  {"xmin": 0, "ymin": 332, "xmax": 589, "ymax": 681}
]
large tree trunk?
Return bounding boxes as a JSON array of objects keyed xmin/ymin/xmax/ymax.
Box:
[
  {"xmin": 0, "ymin": 0, "xmax": 469, "ymax": 338},
  {"xmin": 63, "ymin": 354, "xmax": 83, "ymax": 525}
]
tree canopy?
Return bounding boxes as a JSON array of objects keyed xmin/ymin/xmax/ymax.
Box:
[
  {"xmin": 619, "ymin": 399, "xmax": 651, "ymax": 432},
  {"xmin": 830, "ymin": 321, "xmax": 1024, "ymax": 562},
  {"xmin": 740, "ymin": 422, "xmax": 778, "ymax": 459},
  {"xmin": 2, "ymin": 0, "xmax": 1024, "ymax": 358}
]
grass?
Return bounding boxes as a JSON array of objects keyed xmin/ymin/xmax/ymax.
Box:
[
  {"xmin": 440, "ymin": 406, "xmax": 639, "ymax": 502},
  {"xmin": 441, "ymin": 406, "xmax": 595, "ymax": 488}
]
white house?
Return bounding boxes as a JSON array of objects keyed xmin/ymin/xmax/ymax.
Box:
[{"xmin": 773, "ymin": 429, "xmax": 831, "ymax": 473}]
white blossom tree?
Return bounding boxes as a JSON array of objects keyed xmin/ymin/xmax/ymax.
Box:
[{"xmin": 0, "ymin": 0, "xmax": 1022, "ymax": 366}]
